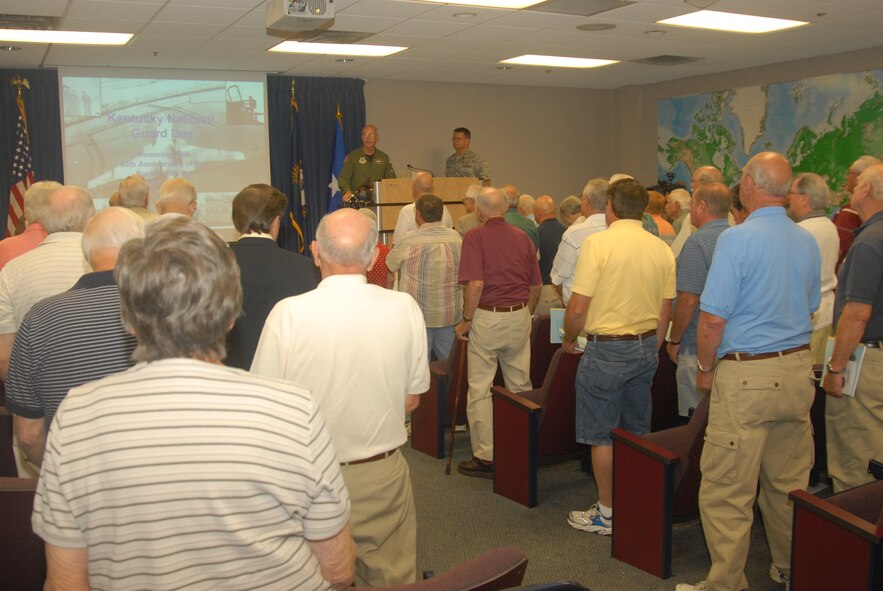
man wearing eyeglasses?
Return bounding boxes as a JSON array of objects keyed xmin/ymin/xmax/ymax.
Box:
[
  {"xmin": 340, "ymin": 124, "xmax": 396, "ymax": 203},
  {"xmin": 445, "ymin": 127, "xmax": 489, "ymax": 180}
]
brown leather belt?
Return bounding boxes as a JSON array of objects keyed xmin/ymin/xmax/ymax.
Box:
[
  {"xmin": 477, "ymin": 302, "xmax": 527, "ymax": 312},
  {"xmin": 863, "ymin": 341, "xmax": 883, "ymax": 349},
  {"xmin": 340, "ymin": 449, "xmax": 398, "ymax": 467},
  {"xmin": 590, "ymin": 329, "xmax": 656, "ymax": 342},
  {"xmin": 721, "ymin": 344, "xmax": 809, "ymax": 361}
]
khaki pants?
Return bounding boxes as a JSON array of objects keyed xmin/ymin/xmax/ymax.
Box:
[
  {"xmin": 466, "ymin": 306, "xmax": 532, "ymax": 462},
  {"xmin": 340, "ymin": 451, "xmax": 417, "ymax": 586},
  {"xmin": 826, "ymin": 346, "xmax": 883, "ymax": 492},
  {"xmin": 699, "ymin": 350, "xmax": 814, "ymax": 591}
]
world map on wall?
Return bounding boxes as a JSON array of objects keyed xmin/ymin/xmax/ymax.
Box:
[{"xmin": 658, "ymin": 68, "xmax": 883, "ymax": 193}]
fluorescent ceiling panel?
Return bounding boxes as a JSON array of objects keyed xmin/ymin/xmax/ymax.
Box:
[
  {"xmin": 0, "ymin": 29, "xmax": 132, "ymax": 45},
  {"xmin": 269, "ymin": 41, "xmax": 407, "ymax": 56},
  {"xmin": 412, "ymin": 1, "xmax": 544, "ymax": 8},
  {"xmin": 501, "ymin": 54, "xmax": 619, "ymax": 68},
  {"xmin": 657, "ymin": 10, "xmax": 808, "ymax": 34}
]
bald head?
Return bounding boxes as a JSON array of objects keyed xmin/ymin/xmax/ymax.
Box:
[
  {"xmin": 477, "ymin": 187, "xmax": 509, "ymax": 219},
  {"xmin": 313, "ymin": 208, "xmax": 378, "ymax": 276},
  {"xmin": 534, "ymin": 195, "xmax": 556, "ymax": 223},
  {"xmin": 692, "ymin": 166, "xmax": 724, "ymax": 187},
  {"xmin": 411, "ymin": 172, "xmax": 434, "ymax": 201},
  {"xmin": 42, "ymin": 186, "xmax": 96, "ymax": 233},
  {"xmin": 742, "ymin": 152, "xmax": 792, "ymax": 211},
  {"xmin": 500, "ymin": 184, "xmax": 519, "ymax": 207}
]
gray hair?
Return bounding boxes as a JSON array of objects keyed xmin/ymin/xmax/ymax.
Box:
[
  {"xmin": 115, "ymin": 216, "xmax": 242, "ymax": 363},
  {"xmin": 23, "ymin": 180, "xmax": 62, "ymax": 225},
  {"xmin": 582, "ymin": 178, "xmax": 610, "ymax": 212},
  {"xmin": 559, "ymin": 195, "xmax": 582, "ymax": 219},
  {"xmin": 158, "ymin": 177, "xmax": 196, "ymax": 205},
  {"xmin": 118, "ymin": 174, "xmax": 149, "ymax": 208},
  {"xmin": 477, "ymin": 187, "xmax": 509, "ymax": 217},
  {"xmin": 857, "ymin": 164, "xmax": 883, "ymax": 202},
  {"xmin": 82, "ymin": 207, "xmax": 145, "ymax": 264},
  {"xmin": 316, "ymin": 209, "xmax": 377, "ymax": 269},
  {"xmin": 849, "ymin": 155, "xmax": 882, "ymax": 175},
  {"xmin": 792, "ymin": 173, "xmax": 831, "ymax": 210},
  {"xmin": 692, "ymin": 166, "xmax": 725, "ymax": 185},
  {"xmin": 743, "ymin": 153, "xmax": 792, "ymax": 198},
  {"xmin": 518, "ymin": 194, "xmax": 535, "ymax": 212},
  {"xmin": 42, "ymin": 186, "xmax": 96, "ymax": 233},
  {"xmin": 668, "ymin": 188, "xmax": 692, "ymax": 211},
  {"xmin": 465, "ymin": 184, "xmax": 482, "ymax": 202}
]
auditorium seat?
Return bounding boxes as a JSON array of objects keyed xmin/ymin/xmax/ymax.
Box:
[
  {"xmin": 0, "ymin": 477, "xmax": 46, "ymax": 591},
  {"xmin": 789, "ymin": 479, "xmax": 883, "ymax": 590},
  {"xmin": 356, "ymin": 546, "xmax": 528, "ymax": 591},
  {"xmin": 1, "ymin": 410, "xmax": 18, "ymax": 477},
  {"xmin": 610, "ymin": 394, "xmax": 710, "ymax": 579},
  {"xmin": 529, "ymin": 314, "xmax": 560, "ymax": 389},
  {"xmin": 492, "ymin": 348, "xmax": 583, "ymax": 507},
  {"xmin": 411, "ymin": 337, "xmax": 468, "ymax": 459},
  {"xmin": 650, "ymin": 349, "xmax": 679, "ymax": 431}
]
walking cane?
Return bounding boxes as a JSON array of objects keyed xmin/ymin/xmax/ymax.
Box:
[{"xmin": 444, "ymin": 340, "xmax": 469, "ymax": 475}]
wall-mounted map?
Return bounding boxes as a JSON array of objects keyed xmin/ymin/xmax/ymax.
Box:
[{"xmin": 658, "ymin": 69, "xmax": 883, "ymax": 193}]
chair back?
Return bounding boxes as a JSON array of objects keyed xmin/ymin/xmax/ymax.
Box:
[
  {"xmin": 0, "ymin": 477, "xmax": 46, "ymax": 590},
  {"xmin": 442, "ymin": 336, "xmax": 469, "ymax": 424},
  {"xmin": 530, "ymin": 315, "xmax": 561, "ymax": 389},
  {"xmin": 536, "ymin": 349, "xmax": 582, "ymax": 458},
  {"xmin": 358, "ymin": 547, "xmax": 528, "ymax": 591},
  {"xmin": 1, "ymin": 412, "xmax": 18, "ymax": 477}
]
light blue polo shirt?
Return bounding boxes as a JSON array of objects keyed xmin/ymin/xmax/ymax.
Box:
[{"xmin": 700, "ymin": 206, "xmax": 821, "ymax": 357}]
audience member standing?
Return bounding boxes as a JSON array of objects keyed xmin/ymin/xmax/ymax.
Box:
[
  {"xmin": 33, "ymin": 216, "xmax": 355, "ymax": 591},
  {"xmin": 665, "ymin": 182, "xmax": 730, "ymax": 419},
  {"xmin": 666, "ymin": 188, "xmax": 692, "ymax": 234},
  {"xmin": 455, "ymin": 187, "xmax": 541, "ymax": 479},
  {"xmin": 671, "ymin": 165, "xmax": 725, "ymax": 257},
  {"xmin": 252, "ymin": 209, "xmax": 429, "ymax": 586},
  {"xmin": 226, "ymin": 184, "xmax": 320, "ymax": 370},
  {"xmin": 387, "ymin": 193, "xmax": 462, "ymax": 361},
  {"xmin": 118, "ymin": 173, "xmax": 159, "ymax": 222},
  {"xmin": 833, "ymin": 155, "xmax": 880, "ymax": 270},
  {"xmin": 823, "ymin": 163, "xmax": 883, "ymax": 493},
  {"xmin": 156, "ymin": 177, "xmax": 197, "ymax": 217},
  {"xmin": 0, "ymin": 180, "xmax": 60, "ymax": 271},
  {"xmin": 647, "ymin": 190, "xmax": 676, "ymax": 244},
  {"xmin": 679, "ymin": 152, "xmax": 820, "ymax": 591},
  {"xmin": 393, "ymin": 172, "xmax": 453, "ymax": 244},
  {"xmin": 534, "ymin": 195, "xmax": 565, "ymax": 316},
  {"xmin": 501, "ymin": 184, "xmax": 539, "ymax": 248},
  {"xmin": 563, "ymin": 178, "xmax": 674, "ymax": 537},
  {"xmin": 456, "ymin": 184, "xmax": 483, "ymax": 237}
]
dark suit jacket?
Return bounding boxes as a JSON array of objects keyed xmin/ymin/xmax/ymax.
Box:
[{"xmin": 226, "ymin": 236, "xmax": 320, "ymax": 370}]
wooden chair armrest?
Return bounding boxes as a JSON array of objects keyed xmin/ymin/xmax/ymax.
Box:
[
  {"xmin": 611, "ymin": 428, "xmax": 679, "ymax": 465},
  {"xmin": 790, "ymin": 489, "xmax": 883, "ymax": 543},
  {"xmin": 492, "ymin": 386, "xmax": 542, "ymax": 413}
]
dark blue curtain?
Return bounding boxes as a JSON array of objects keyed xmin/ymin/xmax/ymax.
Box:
[
  {"xmin": 0, "ymin": 70, "xmax": 64, "ymax": 221},
  {"xmin": 268, "ymin": 76, "xmax": 365, "ymax": 251}
]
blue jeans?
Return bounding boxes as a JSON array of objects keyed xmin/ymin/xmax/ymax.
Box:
[
  {"xmin": 575, "ymin": 335, "xmax": 659, "ymax": 446},
  {"xmin": 427, "ymin": 326, "xmax": 455, "ymax": 361}
]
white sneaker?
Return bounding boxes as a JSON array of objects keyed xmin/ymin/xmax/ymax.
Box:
[
  {"xmin": 770, "ymin": 563, "xmax": 790, "ymax": 589},
  {"xmin": 566, "ymin": 503, "xmax": 612, "ymax": 535},
  {"xmin": 675, "ymin": 582, "xmax": 707, "ymax": 591}
]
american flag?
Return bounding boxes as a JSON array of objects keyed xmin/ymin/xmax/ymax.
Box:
[{"xmin": 7, "ymin": 100, "xmax": 35, "ymax": 237}]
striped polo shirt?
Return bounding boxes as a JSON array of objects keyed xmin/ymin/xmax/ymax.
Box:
[{"xmin": 33, "ymin": 359, "xmax": 349, "ymax": 591}]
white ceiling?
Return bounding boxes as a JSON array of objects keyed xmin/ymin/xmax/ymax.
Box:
[{"xmin": 1, "ymin": 0, "xmax": 882, "ymax": 89}]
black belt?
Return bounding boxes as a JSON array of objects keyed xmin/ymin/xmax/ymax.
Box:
[
  {"xmin": 477, "ymin": 302, "xmax": 527, "ymax": 312},
  {"xmin": 862, "ymin": 341, "xmax": 883, "ymax": 349},
  {"xmin": 722, "ymin": 344, "xmax": 809, "ymax": 361},
  {"xmin": 589, "ymin": 329, "xmax": 656, "ymax": 342},
  {"xmin": 340, "ymin": 449, "xmax": 397, "ymax": 466}
]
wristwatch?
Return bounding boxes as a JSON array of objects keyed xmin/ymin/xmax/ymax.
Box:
[
  {"xmin": 666, "ymin": 336, "xmax": 680, "ymax": 345},
  {"xmin": 697, "ymin": 359, "xmax": 714, "ymax": 373},
  {"xmin": 825, "ymin": 362, "xmax": 845, "ymax": 375}
]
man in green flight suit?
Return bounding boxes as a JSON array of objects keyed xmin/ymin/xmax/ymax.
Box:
[{"xmin": 340, "ymin": 124, "xmax": 397, "ymax": 202}]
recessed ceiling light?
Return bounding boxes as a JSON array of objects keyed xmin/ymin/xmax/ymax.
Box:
[
  {"xmin": 0, "ymin": 29, "xmax": 132, "ymax": 45},
  {"xmin": 657, "ymin": 10, "xmax": 808, "ymax": 34},
  {"xmin": 0, "ymin": 45, "xmax": 22, "ymax": 51},
  {"xmin": 269, "ymin": 41, "xmax": 407, "ymax": 57},
  {"xmin": 644, "ymin": 29, "xmax": 666, "ymax": 37},
  {"xmin": 501, "ymin": 54, "xmax": 619, "ymax": 69},
  {"xmin": 496, "ymin": 65, "xmax": 512, "ymax": 70},
  {"xmin": 576, "ymin": 23, "xmax": 616, "ymax": 32},
  {"xmin": 453, "ymin": 12, "xmax": 478, "ymax": 18},
  {"xmin": 335, "ymin": 58, "xmax": 354, "ymax": 63},
  {"xmin": 414, "ymin": 0, "xmax": 543, "ymax": 8}
]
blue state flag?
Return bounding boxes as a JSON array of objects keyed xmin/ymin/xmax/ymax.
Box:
[{"xmin": 328, "ymin": 109, "xmax": 345, "ymax": 212}]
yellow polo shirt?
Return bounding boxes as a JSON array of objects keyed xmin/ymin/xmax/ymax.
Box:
[{"xmin": 572, "ymin": 219, "xmax": 676, "ymax": 335}]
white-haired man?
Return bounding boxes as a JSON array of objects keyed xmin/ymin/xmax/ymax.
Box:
[
  {"xmin": 119, "ymin": 173, "xmax": 159, "ymax": 222},
  {"xmin": 0, "ymin": 180, "xmax": 61, "ymax": 271},
  {"xmin": 6, "ymin": 207, "xmax": 145, "ymax": 467},
  {"xmin": 665, "ymin": 188, "xmax": 692, "ymax": 234},
  {"xmin": 252, "ymin": 208, "xmax": 429, "ymax": 586},
  {"xmin": 834, "ymin": 155, "xmax": 881, "ymax": 269},
  {"xmin": 456, "ymin": 184, "xmax": 483, "ymax": 237},
  {"xmin": 157, "ymin": 177, "xmax": 197, "ymax": 217}
]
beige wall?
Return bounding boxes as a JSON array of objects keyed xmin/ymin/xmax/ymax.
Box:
[
  {"xmin": 615, "ymin": 45, "xmax": 883, "ymax": 185},
  {"xmin": 364, "ymin": 79, "xmax": 616, "ymax": 203},
  {"xmin": 363, "ymin": 45, "xmax": 883, "ymax": 199}
]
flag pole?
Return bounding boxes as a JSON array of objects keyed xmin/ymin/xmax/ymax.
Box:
[{"xmin": 7, "ymin": 76, "xmax": 34, "ymax": 237}]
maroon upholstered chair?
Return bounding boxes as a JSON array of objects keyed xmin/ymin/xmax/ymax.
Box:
[
  {"xmin": 411, "ymin": 336, "xmax": 468, "ymax": 459},
  {"xmin": 492, "ymin": 348, "xmax": 583, "ymax": 507},
  {"xmin": 790, "ymin": 479, "xmax": 883, "ymax": 590},
  {"xmin": 529, "ymin": 314, "xmax": 561, "ymax": 389},
  {"xmin": 0, "ymin": 477, "xmax": 46, "ymax": 591},
  {"xmin": 1, "ymin": 411, "xmax": 19, "ymax": 477},
  {"xmin": 355, "ymin": 547, "xmax": 528, "ymax": 591},
  {"xmin": 610, "ymin": 394, "xmax": 710, "ymax": 579}
]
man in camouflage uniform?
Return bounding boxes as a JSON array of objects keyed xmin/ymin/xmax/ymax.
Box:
[{"xmin": 446, "ymin": 127, "xmax": 489, "ymax": 180}]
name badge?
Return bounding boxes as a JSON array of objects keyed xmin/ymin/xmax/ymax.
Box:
[{"xmin": 374, "ymin": 159, "xmax": 385, "ymax": 164}]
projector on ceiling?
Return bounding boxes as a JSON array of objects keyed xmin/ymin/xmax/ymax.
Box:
[{"xmin": 266, "ymin": 0, "xmax": 335, "ymax": 33}]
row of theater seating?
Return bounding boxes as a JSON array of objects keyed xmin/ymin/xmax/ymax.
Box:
[{"xmin": 409, "ymin": 315, "xmax": 883, "ymax": 590}]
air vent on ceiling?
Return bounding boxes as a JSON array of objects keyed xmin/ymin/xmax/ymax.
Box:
[
  {"xmin": 0, "ymin": 14, "xmax": 62, "ymax": 30},
  {"xmin": 525, "ymin": 0, "xmax": 635, "ymax": 17},
  {"xmin": 284, "ymin": 29, "xmax": 372, "ymax": 44},
  {"xmin": 632, "ymin": 55, "xmax": 704, "ymax": 66}
]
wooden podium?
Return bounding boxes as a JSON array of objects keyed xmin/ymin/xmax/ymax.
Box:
[{"xmin": 376, "ymin": 177, "xmax": 477, "ymax": 245}]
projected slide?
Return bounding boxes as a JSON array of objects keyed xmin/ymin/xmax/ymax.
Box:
[{"xmin": 60, "ymin": 69, "xmax": 270, "ymax": 239}]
